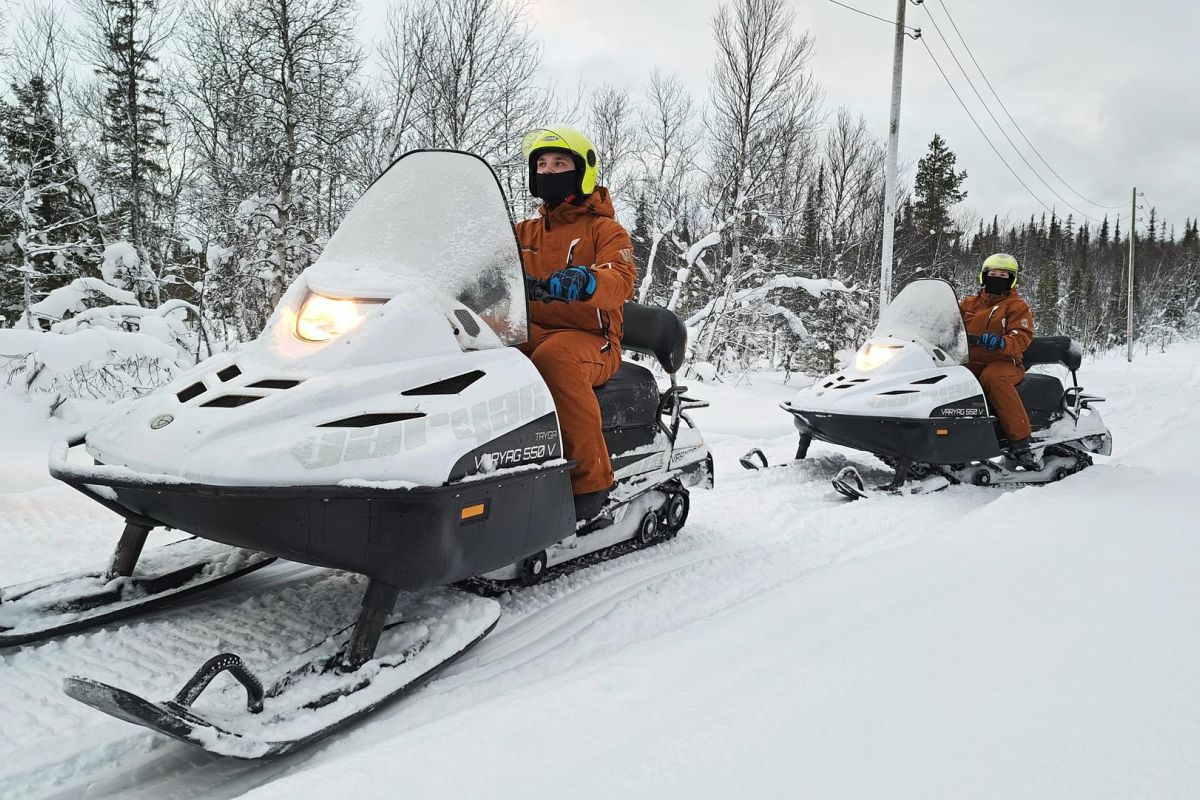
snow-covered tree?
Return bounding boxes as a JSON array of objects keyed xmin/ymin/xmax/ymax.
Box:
[
  {"xmin": 698, "ymin": 0, "xmax": 822, "ymax": 359},
  {"xmin": 77, "ymin": 0, "xmax": 175, "ymax": 305},
  {"xmin": 176, "ymin": 0, "xmax": 371, "ymax": 337},
  {"xmin": 376, "ymin": 0, "xmax": 555, "ymax": 218},
  {"xmin": 0, "ymin": 75, "xmax": 103, "ymax": 327}
]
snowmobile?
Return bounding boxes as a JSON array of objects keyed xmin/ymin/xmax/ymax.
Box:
[
  {"xmin": 1, "ymin": 150, "xmax": 711, "ymax": 758},
  {"xmin": 742, "ymin": 279, "xmax": 1111, "ymax": 499}
]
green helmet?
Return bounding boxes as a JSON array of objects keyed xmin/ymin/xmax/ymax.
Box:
[
  {"xmin": 521, "ymin": 124, "xmax": 599, "ymax": 198},
  {"xmin": 979, "ymin": 252, "xmax": 1019, "ymax": 288}
]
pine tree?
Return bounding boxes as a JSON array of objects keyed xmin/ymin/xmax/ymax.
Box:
[
  {"xmin": 1183, "ymin": 218, "xmax": 1199, "ymax": 251},
  {"xmin": 1065, "ymin": 225, "xmax": 1090, "ymax": 340},
  {"xmin": 1035, "ymin": 260, "xmax": 1061, "ymax": 335},
  {"xmin": 793, "ymin": 286, "xmax": 871, "ymax": 376},
  {"xmin": 1048, "ymin": 212, "xmax": 1062, "ymax": 255},
  {"xmin": 801, "ymin": 168, "xmax": 824, "ymax": 263},
  {"xmin": 913, "ymin": 133, "xmax": 967, "ymax": 238},
  {"xmin": 89, "ymin": 0, "xmax": 171, "ymax": 304},
  {"xmin": 0, "ymin": 75, "xmax": 102, "ymax": 325},
  {"xmin": 631, "ymin": 192, "xmax": 652, "ymax": 264}
]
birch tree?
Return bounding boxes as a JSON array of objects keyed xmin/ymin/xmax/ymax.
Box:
[{"xmin": 699, "ymin": 0, "xmax": 822, "ymax": 359}]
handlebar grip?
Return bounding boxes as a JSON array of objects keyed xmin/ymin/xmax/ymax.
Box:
[{"xmin": 524, "ymin": 276, "xmax": 568, "ymax": 303}]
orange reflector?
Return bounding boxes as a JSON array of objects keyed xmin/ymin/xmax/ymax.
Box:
[
  {"xmin": 936, "ymin": 429, "xmax": 949, "ymax": 436},
  {"xmin": 461, "ymin": 503, "xmax": 487, "ymax": 520}
]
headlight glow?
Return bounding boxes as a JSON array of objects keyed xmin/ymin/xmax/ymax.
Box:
[
  {"xmin": 854, "ymin": 343, "xmax": 902, "ymax": 371},
  {"xmin": 294, "ymin": 292, "xmax": 381, "ymax": 342}
]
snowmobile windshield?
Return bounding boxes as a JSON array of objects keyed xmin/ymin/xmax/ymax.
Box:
[
  {"xmin": 872, "ymin": 280, "xmax": 969, "ymax": 364},
  {"xmin": 304, "ymin": 150, "xmax": 528, "ymax": 347}
]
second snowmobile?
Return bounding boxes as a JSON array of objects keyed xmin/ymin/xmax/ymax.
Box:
[
  {"xmin": 744, "ymin": 279, "xmax": 1111, "ymax": 498},
  {"xmin": 2, "ymin": 149, "xmax": 710, "ymax": 757}
]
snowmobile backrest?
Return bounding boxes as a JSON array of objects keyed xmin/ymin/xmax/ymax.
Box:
[
  {"xmin": 1023, "ymin": 336, "xmax": 1082, "ymax": 372},
  {"xmin": 622, "ymin": 302, "xmax": 687, "ymax": 373}
]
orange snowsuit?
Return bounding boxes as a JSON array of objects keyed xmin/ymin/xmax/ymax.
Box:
[
  {"xmin": 516, "ymin": 187, "xmax": 637, "ymax": 494},
  {"xmin": 959, "ymin": 289, "xmax": 1035, "ymax": 442}
]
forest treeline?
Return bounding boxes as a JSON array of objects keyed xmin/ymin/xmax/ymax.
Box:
[{"xmin": 1, "ymin": 0, "xmax": 1194, "ymax": 388}]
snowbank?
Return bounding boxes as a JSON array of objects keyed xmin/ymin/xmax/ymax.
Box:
[
  {"xmin": 28, "ymin": 277, "xmax": 139, "ymax": 324},
  {"xmin": 0, "ymin": 327, "xmax": 180, "ymax": 401}
]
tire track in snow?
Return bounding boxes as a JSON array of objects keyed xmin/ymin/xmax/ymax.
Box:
[{"xmin": 15, "ymin": 463, "xmax": 997, "ymax": 800}]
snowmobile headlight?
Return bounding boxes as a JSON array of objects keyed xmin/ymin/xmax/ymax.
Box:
[
  {"xmin": 855, "ymin": 343, "xmax": 902, "ymax": 371},
  {"xmin": 295, "ymin": 292, "xmax": 382, "ymax": 342}
]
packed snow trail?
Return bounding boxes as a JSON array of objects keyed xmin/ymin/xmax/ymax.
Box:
[{"xmin": 1, "ymin": 345, "xmax": 1198, "ymax": 798}]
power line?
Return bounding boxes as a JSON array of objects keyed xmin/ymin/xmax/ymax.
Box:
[
  {"xmin": 826, "ymin": 0, "xmax": 922, "ymax": 38},
  {"xmin": 934, "ymin": 0, "xmax": 1124, "ymax": 211},
  {"xmin": 920, "ymin": 4, "xmax": 1108, "ymax": 223},
  {"xmin": 919, "ymin": 37, "xmax": 1057, "ymax": 216}
]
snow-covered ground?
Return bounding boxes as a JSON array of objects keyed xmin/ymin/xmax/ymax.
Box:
[{"xmin": 1, "ymin": 345, "xmax": 1198, "ymax": 799}]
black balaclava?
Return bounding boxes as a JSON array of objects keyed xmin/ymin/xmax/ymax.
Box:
[
  {"xmin": 983, "ymin": 273, "xmax": 1014, "ymax": 295},
  {"xmin": 531, "ymin": 147, "xmax": 586, "ymax": 208},
  {"xmin": 533, "ymin": 169, "xmax": 580, "ymax": 208}
]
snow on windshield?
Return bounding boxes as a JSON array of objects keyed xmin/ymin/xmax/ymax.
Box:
[
  {"xmin": 304, "ymin": 151, "xmax": 528, "ymax": 346},
  {"xmin": 873, "ymin": 280, "xmax": 969, "ymax": 364}
]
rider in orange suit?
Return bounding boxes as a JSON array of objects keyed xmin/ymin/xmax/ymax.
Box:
[
  {"xmin": 959, "ymin": 252, "xmax": 1041, "ymax": 470},
  {"xmin": 516, "ymin": 125, "xmax": 637, "ymax": 520}
]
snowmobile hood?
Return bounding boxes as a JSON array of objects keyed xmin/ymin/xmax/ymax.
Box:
[
  {"xmin": 82, "ymin": 343, "xmax": 557, "ymax": 488},
  {"xmin": 787, "ymin": 281, "xmax": 980, "ymax": 420},
  {"xmin": 786, "ymin": 338, "xmax": 982, "ymax": 419},
  {"xmin": 78, "ymin": 151, "xmax": 562, "ymax": 489}
]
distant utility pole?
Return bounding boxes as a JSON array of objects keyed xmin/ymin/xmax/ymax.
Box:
[
  {"xmin": 879, "ymin": 0, "xmax": 908, "ymax": 315},
  {"xmin": 1126, "ymin": 186, "xmax": 1137, "ymax": 362}
]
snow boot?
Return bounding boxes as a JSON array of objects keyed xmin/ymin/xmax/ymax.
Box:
[
  {"xmin": 1008, "ymin": 438, "xmax": 1042, "ymax": 471},
  {"xmin": 573, "ymin": 488, "xmax": 610, "ymax": 521}
]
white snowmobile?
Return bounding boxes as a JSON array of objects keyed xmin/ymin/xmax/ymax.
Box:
[
  {"xmin": 1, "ymin": 150, "xmax": 711, "ymax": 757},
  {"xmin": 742, "ymin": 279, "xmax": 1111, "ymax": 499}
]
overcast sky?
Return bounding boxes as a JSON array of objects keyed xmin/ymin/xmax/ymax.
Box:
[{"xmin": 362, "ymin": 0, "xmax": 1198, "ymax": 234}]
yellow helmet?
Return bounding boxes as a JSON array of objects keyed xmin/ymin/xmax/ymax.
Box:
[
  {"xmin": 521, "ymin": 124, "xmax": 599, "ymax": 198},
  {"xmin": 979, "ymin": 252, "xmax": 1019, "ymax": 288}
]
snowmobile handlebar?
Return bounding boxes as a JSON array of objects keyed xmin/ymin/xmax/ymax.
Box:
[{"xmin": 524, "ymin": 276, "xmax": 569, "ymax": 303}]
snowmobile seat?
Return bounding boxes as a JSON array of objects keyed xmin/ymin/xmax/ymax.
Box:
[
  {"xmin": 1017, "ymin": 372, "xmax": 1065, "ymax": 429},
  {"xmin": 594, "ymin": 360, "xmax": 661, "ymax": 455},
  {"xmin": 595, "ymin": 361, "xmax": 660, "ymax": 431},
  {"xmin": 1023, "ymin": 336, "xmax": 1081, "ymax": 372},
  {"xmin": 621, "ymin": 302, "xmax": 687, "ymax": 374}
]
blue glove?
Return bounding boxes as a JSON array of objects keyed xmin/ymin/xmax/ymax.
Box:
[
  {"xmin": 547, "ymin": 266, "xmax": 596, "ymax": 301},
  {"xmin": 979, "ymin": 332, "xmax": 1005, "ymax": 350}
]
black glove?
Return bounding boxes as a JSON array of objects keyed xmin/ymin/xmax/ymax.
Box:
[{"xmin": 546, "ymin": 266, "xmax": 596, "ymax": 301}]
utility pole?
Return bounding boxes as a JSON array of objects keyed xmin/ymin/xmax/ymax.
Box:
[
  {"xmin": 1126, "ymin": 186, "xmax": 1137, "ymax": 362},
  {"xmin": 879, "ymin": 0, "xmax": 908, "ymax": 315}
]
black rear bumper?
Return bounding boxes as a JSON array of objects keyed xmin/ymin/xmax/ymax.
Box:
[
  {"xmin": 784, "ymin": 405, "xmax": 1002, "ymax": 464},
  {"xmin": 54, "ymin": 459, "xmax": 575, "ymax": 590}
]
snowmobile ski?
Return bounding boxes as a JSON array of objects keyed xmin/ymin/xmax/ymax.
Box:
[
  {"xmin": 831, "ymin": 466, "xmax": 950, "ymax": 501},
  {"xmin": 739, "ymin": 448, "xmax": 770, "ymax": 470},
  {"xmin": 739, "ymin": 434, "xmax": 813, "ymax": 471},
  {"xmin": 1, "ymin": 529, "xmax": 273, "ymax": 648},
  {"xmin": 63, "ymin": 588, "xmax": 499, "ymax": 759}
]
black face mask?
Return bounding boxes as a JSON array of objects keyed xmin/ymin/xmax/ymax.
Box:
[
  {"xmin": 983, "ymin": 274, "xmax": 1013, "ymax": 295},
  {"xmin": 533, "ymin": 170, "xmax": 580, "ymax": 207}
]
